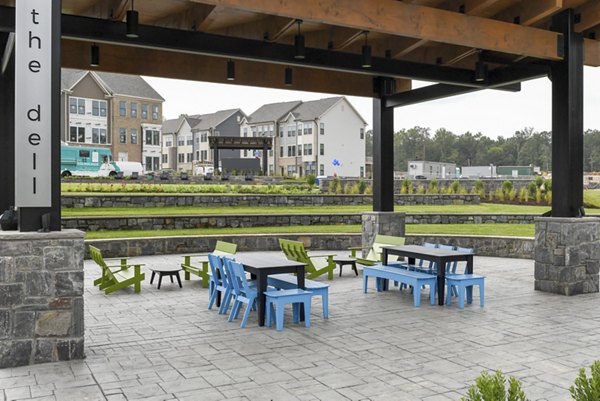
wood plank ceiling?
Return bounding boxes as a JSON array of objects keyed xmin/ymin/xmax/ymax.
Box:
[{"xmin": 1, "ymin": 0, "xmax": 599, "ymax": 97}]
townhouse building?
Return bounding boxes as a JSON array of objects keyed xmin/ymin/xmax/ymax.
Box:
[{"xmin": 61, "ymin": 69, "xmax": 164, "ymax": 171}]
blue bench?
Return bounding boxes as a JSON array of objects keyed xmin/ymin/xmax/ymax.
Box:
[
  {"xmin": 363, "ymin": 264, "xmax": 437, "ymax": 307},
  {"xmin": 445, "ymin": 274, "xmax": 485, "ymax": 309},
  {"xmin": 265, "ymin": 289, "xmax": 313, "ymax": 331},
  {"xmin": 267, "ymin": 274, "xmax": 329, "ymax": 318}
]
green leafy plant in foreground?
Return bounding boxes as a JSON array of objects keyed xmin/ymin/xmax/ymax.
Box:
[
  {"xmin": 462, "ymin": 371, "xmax": 528, "ymax": 401},
  {"xmin": 570, "ymin": 360, "xmax": 600, "ymax": 401}
]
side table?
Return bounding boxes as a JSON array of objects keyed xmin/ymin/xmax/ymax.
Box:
[
  {"xmin": 149, "ymin": 266, "xmax": 183, "ymax": 289},
  {"xmin": 333, "ymin": 256, "xmax": 358, "ymax": 277}
]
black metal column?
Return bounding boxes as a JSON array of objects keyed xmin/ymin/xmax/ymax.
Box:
[
  {"xmin": 262, "ymin": 145, "xmax": 268, "ymax": 175},
  {"xmin": 0, "ymin": 33, "xmax": 15, "ymax": 214},
  {"xmin": 213, "ymin": 146, "xmax": 219, "ymax": 172},
  {"xmin": 550, "ymin": 9, "xmax": 584, "ymax": 217},
  {"xmin": 372, "ymin": 78, "xmax": 395, "ymax": 211}
]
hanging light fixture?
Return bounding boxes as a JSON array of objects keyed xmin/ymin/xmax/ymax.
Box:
[
  {"xmin": 226, "ymin": 60, "xmax": 235, "ymax": 81},
  {"xmin": 126, "ymin": 0, "xmax": 139, "ymax": 38},
  {"xmin": 285, "ymin": 67, "xmax": 293, "ymax": 86},
  {"xmin": 90, "ymin": 43, "xmax": 99, "ymax": 67},
  {"xmin": 361, "ymin": 31, "xmax": 372, "ymax": 68},
  {"xmin": 294, "ymin": 20, "xmax": 305, "ymax": 59},
  {"xmin": 475, "ymin": 50, "xmax": 487, "ymax": 82}
]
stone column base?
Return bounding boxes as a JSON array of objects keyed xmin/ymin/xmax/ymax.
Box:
[
  {"xmin": 0, "ymin": 230, "xmax": 85, "ymax": 368},
  {"xmin": 535, "ymin": 217, "xmax": 600, "ymax": 295},
  {"xmin": 361, "ymin": 212, "xmax": 406, "ymax": 250}
]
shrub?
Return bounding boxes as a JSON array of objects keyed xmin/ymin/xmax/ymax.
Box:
[
  {"xmin": 544, "ymin": 179, "xmax": 552, "ymax": 192},
  {"xmin": 450, "ymin": 180, "xmax": 461, "ymax": 194},
  {"xmin": 428, "ymin": 179, "xmax": 439, "ymax": 194},
  {"xmin": 534, "ymin": 176, "xmax": 544, "ymax": 189},
  {"xmin": 401, "ymin": 178, "xmax": 413, "ymax": 194},
  {"xmin": 329, "ymin": 178, "xmax": 341, "ymax": 194},
  {"xmin": 306, "ymin": 174, "xmax": 316, "ymax": 186},
  {"xmin": 473, "ymin": 179, "xmax": 485, "ymax": 197},
  {"xmin": 494, "ymin": 188, "xmax": 504, "ymax": 202},
  {"xmin": 502, "ymin": 180, "xmax": 513, "ymax": 196},
  {"xmin": 535, "ymin": 188, "xmax": 543, "ymax": 204},
  {"xmin": 416, "ymin": 184, "xmax": 425, "ymax": 194},
  {"xmin": 545, "ymin": 190, "xmax": 552, "ymax": 205},
  {"xmin": 528, "ymin": 182, "xmax": 537, "ymax": 197},
  {"xmin": 518, "ymin": 187, "xmax": 529, "ymax": 203},
  {"xmin": 462, "ymin": 370, "xmax": 529, "ymax": 401},
  {"xmin": 507, "ymin": 188, "xmax": 517, "ymax": 202},
  {"xmin": 357, "ymin": 180, "xmax": 367, "ymax": 194},
  {"xmin": 570, "ymin": 360, "xmax": 600, "ymax": 401}
]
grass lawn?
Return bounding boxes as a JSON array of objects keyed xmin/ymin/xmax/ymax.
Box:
[
  {"xmin": 63, "ymin": 203, "xmax": 567, "ymax": 217},
  {"xmin": 85, "ymin": 223, "xmax": 535, "ymax": 239},
  {"xmin": 584, "ymin": 190, "xmax": 600, "ymax": 208}
]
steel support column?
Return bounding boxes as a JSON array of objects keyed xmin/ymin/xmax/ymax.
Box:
[
  {"xmin": 262, "ymin": 145, "xmax": 268, "ymax": 175},
  {"xmin": 550, "ymin": 9, "xmax": 584, "ymax": 217},
  {"xmin": 372, "ymin": 78, "xmax": 395, "ymax": 212},
  {"xmin": 213, "ymin": 146, "xmax": 219, "ymax": 172}
]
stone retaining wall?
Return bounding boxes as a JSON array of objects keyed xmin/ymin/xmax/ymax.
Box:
[
  {"xmin": 86, "ymin": 233, "xmax": 534, "ymax": 260},
  {"xmin": 320, "ymin": 178, "xmax": 535, "ymax": 193},
  {"xmin": 0, "ymin": 230, "xmax": 85, "ymax": 368},
  {"xmin": 61, "ymin": 194, "xmax": 479, "ymax": 208},
  {"xmin": 63, "ymin": 213, "xmax": 536, "ymax": 231}
]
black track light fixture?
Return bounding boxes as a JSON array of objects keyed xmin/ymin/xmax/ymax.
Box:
[
  {"xmin": 126, "ymin": 0, "xmax": 139, "ymax": 38},
  {"xmin": 475, "ymin": 50, "xmax": 487, "ymax": 82},
  {"xmin": 361, "ymin": 31, "xmax": 372, "ymax": 68},
  {"xmin": 294, "ymin": 20, "xmax": 305, "ymax": 59},
  {"xmin": 90, "ymin": 43, "xmax": 100, "ymax": 67},
  {"xmin": 285, "ymin": 67, "xmax": 293, "ymax": 86},
  {"xmin": 227, "ymin": 60, "xmax": 235, "ymax": 81}
]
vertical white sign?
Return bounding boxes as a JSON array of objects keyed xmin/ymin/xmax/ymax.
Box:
[{"xmin": 15, "ymin": 0, "xmax": 52, "ymax": 207}]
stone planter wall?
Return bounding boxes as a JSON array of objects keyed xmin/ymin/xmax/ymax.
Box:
[
  {"xmin": 320, "ymin": 178, "xmax": 536, "ymax": 193},
  {"xmin": 63, "ymin": 213, "xmax": 536, "ymax": 231},
  {"xmin": 61, "ymin": 194, "xmax": 479, "ymax": 208},
  {"xmin": 85, "ymin": 233, "xmax": 534, "ymax": 260},
  {"xmin": 0, "ymin": 230, "xmax": 85, "ymax": 368}
]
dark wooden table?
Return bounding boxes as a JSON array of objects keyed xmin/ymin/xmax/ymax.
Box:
[
  {"xmin": 235, "ymin": 253, "xmax": 306, "ymax": 327},
  {"xmin": 149, "ymin": 265, "xmax": 183, "ymax": 290},
  {"xmin": 381, "ymin": 245, "xmax": 474, "ymax": 305}
]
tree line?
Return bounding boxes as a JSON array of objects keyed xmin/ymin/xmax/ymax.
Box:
[{"xmin": 366, "ymin": 127, "xmax": 600, "ymax": 172}]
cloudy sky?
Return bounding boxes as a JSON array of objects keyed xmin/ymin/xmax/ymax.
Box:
[{"xmin": 144, "ymin": 66, "xmax": 600, "ymax": 139}]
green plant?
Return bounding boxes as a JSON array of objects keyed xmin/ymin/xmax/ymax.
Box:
[
  {"xmin": 357, "ymin": 180, "xmax": 367, "ymax": 194},
  {"xmin": 528, "ymin": 181, "xmax": 537, "ymax": 197},
  {"xmin": 450, "ymin": 180, "xmax": 461, "ymax": 194},
  {"xmin": 416, "ymin": 184, "xmax": 425, "ymax": 194},
  {"xmin": 507, "ymin": 188, "xmax": 517, "ymax": 202},
  {"xmin": 462, "ymin": 370, "xmax": 529, "ymax": 401},
  {"xmin": 428, "ymin": 179, "xmax": 439, "ymax": 194},
  {"xmin": 545, "ymin": 190, "xmax": 552, "ymax": 205},
  {"xmin": 534, "ymin": 176, "xmax": 544, "ymax": 189},
  {"xmin": 544, "ymin": 179, "xmax": 552, "ymax": 192},
  {"xmin": 535, "ymin": 188, "xmax": 543, "ymax": 204},
  {"xmin": 401, "ymin": 178, "xmax": 413, "ymax": 194},
  {"xmin": 502, "ymin": 180, "xmax": 513, "ymax": 196},
  {"xmin": 306, "ymin": 174, "xmax": 316, "ymax": 186},
  {"xmin": 495, "ymin": 188, "xmax": 505, "ymax": 202},
  {"xmin": 570, "ymin": 361, "xmax": 600, "ymax": 401},
  {"xmin": 518, "ymin": 187, "xmax": 529, "ymax": 203}
]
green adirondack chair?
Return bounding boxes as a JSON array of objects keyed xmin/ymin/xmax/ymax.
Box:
[
  {"xmin": 349, "ymin": 234, "xmax": 406, "ymax": 266},
  {"xmin": 279, "ymin": 239, "xmax": 335, "ymax": 280},
  {"xmin": 180, "ymin": 240, "xmax": 237, "ymax": 287},
  {"xmin": 89, "ymin": 245, "xmax": 145, "ymax": 294}
]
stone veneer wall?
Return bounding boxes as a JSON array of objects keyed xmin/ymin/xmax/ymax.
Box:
[
  {"xmin": 86, "ymin": 233, "xmax": 534, "ymax": 260},
  {"xmin": 534, "ymin": 217, "xmax": 600, "ymax": 295},
  {"xmin": 63, "ymin": 213, "xmax": 537, "ymax": 231},
  {"xmin": 0, "ymin": 230, "xmax": 85, "ymax": 368},
  {"xmin": 61, "ymin": 194, "xmax": 479, "ymax": 208}
]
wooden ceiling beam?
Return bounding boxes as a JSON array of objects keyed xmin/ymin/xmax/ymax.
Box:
[
  {"xmin": 575, "ymin": 1, "xmax": 600, "ymax": 33},
  {"xmin": 191, "ymin": 0, "xmax": 562, "ymax": 61},
  {"xmin": 61, "ymin": 39, "xmax": 411, "ymax": 97},
  {"xmin": 80, "ymin": 0, "xmax": 128, "ymax": 21},
  {"xmin": 584, "ymin": 38, "xmax": 600, "ymax": 67},
  {"xmin": 493, "ymin": 0, "xmax": 562, "ymax": 27},
  {"xmin": 151, "ymin": 3, "xmax": 217, "ymax": 31}
]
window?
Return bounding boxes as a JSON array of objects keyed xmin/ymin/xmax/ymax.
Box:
[
  {"xmin": 131, "ymin": 128, "xmax": 138, "ymax": 144},
  {"xmin": 287, "ymin": 146, "xmax": 296, "ymax": 157},
  {"xmin": 69, "ymin": 98, "xmax": 77, "ymax": 114},
  {"xmin": 186, "ymin": 153, "xmax": 193, "ymax": 163},
  {"xmin": 320, "ymin": 122, "xmax": 324, "ymax": 135},
  {"xmin": 178, "ymin": 153, "xmax": 184, "ymax": 163},
  {"xmin": 99, "ymin": 129, "xmax": 107, "ymax": 144},
  {"xmin": 201, "ymin": 150, "xmax": 208, "ymax": 161},
  {"xmin": 119, "ymin": 128, "xmax": 127, "ymax": 144},
  {"xmin": 268, "ymin": 125, "xmax": 274, "ymax": 137},
  {"xmin": 77, "ymin": 99, "xmax": 85, "ymax": 115},
  {"xmin": 297, "ymin": 123, "xmax": 302, "ymax": 136},
  {"xmin": 287, "ymin": 165, "xmax": 296, "ymax": 175},
  {"xmin": 320, "ymin": 143, "xmax": 324, "ymax": 156},
  {"xmin": 244, "ymin": 128, "xmax": 248, "ymax": 137},
  {"xmin": 201, "ymin": 133, "xmax": 208, "ymax": 142},
  {"xmin": 280, "ymin": 146, "xmax": 283, "ymax": 157},
  {"xmin": 187, "ymin": 135, "xmax": 193, "ymax": 146},
  {"xmin": 298, "ymin": 146, "xmax": 302, "ymax": 156},
  {"xmin": 141, "ymin": 104, "xmax": 148, "ymax": 119},
  {"xmin": 319, "ymin": 164, "xmax": 324, "ymax": 176},
  {"xmin": 279, "ymin": 126, "xmax": 284, "ymax": 137},
  {"xmin": 288, "ymin": 125, "xmax": 295, "ymax": 137},
  {"xmin": 119, "ymin": 101, "xmax": 126, "ymax": 117},
  {"xmin": 69, "ymin": 126, "xmax": 85, "ymax": 143},
  {"xmin": 360, "ymin": 166, "xmax": 365, "ymax": 178},
  {"xmin": 252, "ymin": 127, "xmax": 257, "ymax": 137},
  {"xmin": 152, "ymin": 104, "xmax": 159, "ymax": 120},
  {"xmin": 91, "ymin": 128, "xmax": 99, "ymax": 144},
  {"xmin": 304, "ymin": 124, "xmax": 312, "ymax": 135},
  {"xmin": 244, "ymin": 150, "xmax": 248, "ymax": 157},
  {"xmin": 130, "ymin": 102, "xmax": 137, "ymax": 118},
  {"xmin": 145, "ymin": 157, "xmax": 160, "ymax": 172},
  {"xmin": 92, "ymin": 101, "xmax": 99, "ymax": 116},
  {"xmin": 165, "ymin": 137, "xmax": 173, "ymax": 147},
  {"xmin": 269, "ymin": 149, "xmax": 273, "ymax": 157},
  {"xmin": 360, "ymin": 128, "xmax": 365, "ymax": 139},
  {"xmin": 146, "ymin": 130, "xmax": 160, "ymax": 145},
  {"xmin": 100, "ymin": 101, "xmax": 107, "ymax": 117},
  {"xmin": 177, "ymin": 136, "xmax": 185, "ymax": 146},
  {"xmin": 162, "ymin": 154, "xmax": 168, "ymax": 164}
]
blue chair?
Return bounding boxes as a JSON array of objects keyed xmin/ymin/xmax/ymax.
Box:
[
  {"xmin": 445, "ymin": 246, "xmax": 475, "ymax": 297},
  {"xmin": 265, "ymin": 289, "xmax": 313, "ymax": 332},
  {"xmin": 224, "ymin": 258, "xmax": 261, "ymax": 328},
  {"xmin": 407, "ymin": 242, "xmax": 438, "ymax": 273},
  {"xmin": 445, "ymin": 274, "xmax": 485, "ymax": 309},
  {"xmin": 207, "ymin": 253, "xmax": 233, "ymax": 315}
]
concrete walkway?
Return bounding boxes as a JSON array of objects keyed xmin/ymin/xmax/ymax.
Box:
[{"xmin": 1, "ymin": 253, "xmax": 599, "ymax": 401}]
